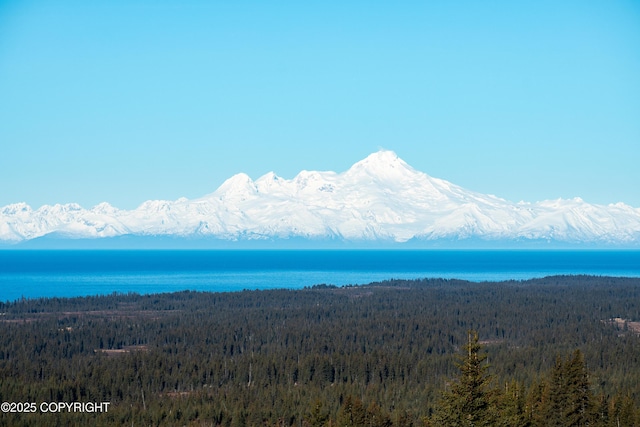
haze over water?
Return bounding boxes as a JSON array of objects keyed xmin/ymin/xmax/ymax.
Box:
[{"xmin": 1, "ymin": 250, "xmax": 639, "ymax": 302}]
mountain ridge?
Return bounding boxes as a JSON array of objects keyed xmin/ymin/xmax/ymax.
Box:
[{"xmin": 2, "ymin": 150, "xmax": 639, "ymax": 247}]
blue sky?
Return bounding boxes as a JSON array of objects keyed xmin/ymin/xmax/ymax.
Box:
[{"xmin": 1, "ymin": 1, "xmax": 639, "ymax": 209}]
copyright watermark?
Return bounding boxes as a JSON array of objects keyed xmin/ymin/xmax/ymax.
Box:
[{"xmin": 1, "ymin": 401, "xmax": 110, "ymax": 413}]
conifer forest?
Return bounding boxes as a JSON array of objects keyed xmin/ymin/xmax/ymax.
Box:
[{"xmin": 1, "ymin": 275, "xmax": 640, "ymax": 426}]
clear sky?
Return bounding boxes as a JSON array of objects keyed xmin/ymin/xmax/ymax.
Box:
[{"xmin": 1, "ymin": 1, "xmax": 639, "ymax": 209}]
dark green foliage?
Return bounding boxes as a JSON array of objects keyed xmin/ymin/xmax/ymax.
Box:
[
  {"xmin": 433, "ymin": 331, "xmax": 497, "ymax": 426},
  {"xmin": 0, "ymin": 276, "xmax": 639, "ymax": 425},
  {"xmin": 496, "ymin": 380, "xmax": 529, "ymax": 427},
  {"xmin": 306, "ymin": 399, "xmax": 330, "ymax": 427},
  {"xmin": 525, "ymin": 350, "xmax": 595, "ymax": 427},
  {"xmin": 560, "ymin": 350, "xmax": 593, "ymax": 426},
  {"xmin": 336, "ymin": 396, "xmax": 392, "ymax": 427}
]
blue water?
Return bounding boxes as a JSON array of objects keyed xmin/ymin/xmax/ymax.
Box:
[{"xmin": 1, "ymin": 250, "xmax": 639, "ymax": 302}]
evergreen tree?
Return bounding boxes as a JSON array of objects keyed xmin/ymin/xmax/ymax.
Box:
[
  {"xmin": 546, "ymin": 356, "xmax": 569, "ymax": 426},
  {"xmin": 593, "ymin": 393, "xmax": 609, "ymax": 427},
  {"xmin": 306, "ymin": 399, "xmax": 330, "ymax": 427},
  {"xmin": 543, "ymin": 350, "xmax": 595, "ymax": 427},
  {"xmin": 432, "ymin": 330, "xmax": 497, "ymax": 426},
  {"xmin": 336, "ymin": 395, "xmax": 366, "ymax": 427},
  {"xmin": 365, "ymin": 402, "xmax": 393, "ymax": 427},
  {"xmin": 609, "ymin": 394, "xmax": 638, "ymax": 427},
  {"xmin": 497, "ymin": 380, "xmax": 529, "ymax": 427},
  {"xmin": 525, "ymin": 379, "xmax": 548, "ymax": 426},
  {"xmin": 563, "ymin": 350, "xmax": 593, "ymax": 426}
]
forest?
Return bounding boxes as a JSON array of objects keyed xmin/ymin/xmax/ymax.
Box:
[{"xmin": 1, "ymin": 275, "xmax": 640, "ymax": 426}]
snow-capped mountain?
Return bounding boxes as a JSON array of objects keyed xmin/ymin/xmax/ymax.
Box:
[{"xmin": 2, "ymin": 150, "xmax": 640, "ymax": 247}]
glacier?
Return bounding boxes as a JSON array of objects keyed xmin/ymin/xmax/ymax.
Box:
[{"xmin": 2, "ymin": 150, "xmax": 640, "ymax": 247}]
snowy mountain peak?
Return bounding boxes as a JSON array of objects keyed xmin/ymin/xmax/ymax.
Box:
[
  {"xmin": 361, "ymin": 149, "xmax": 401, "ymax": 164},
  {"xmin": 213, "ymin": 173, "xmax": 256, "ymax": 199},
  {"xmin": 1, "ymin": 151, "xmax": 639, "ymax": 247},
  {"xmin": 91, "ymin": 202, "xmax": 119, "ymax": 215},
  {"xmin": 350, "ymin": 150, "xmax": 407, "ymax": 170},
  {"xmin": 1, "ymin": 203, "xmax": 32, "ymax": 215},
  {"xmin": 255, "ymin": 172, "xmax": 285, "ymax": 194},
  {"xmin": 346, "ymin": 150, "xmax": 423, "ymax": 182}
]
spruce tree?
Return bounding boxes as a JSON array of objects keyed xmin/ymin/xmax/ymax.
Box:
[
  {"xmin": 306, "ymin": 399, "xmax": 330, "ymax": 427},
  {"xmin": 432, "ymin": 330, "xmax": 497, "ymax": 426},
  {"xmin": 543, "ymin": 350, "xmax": 595, "ymax": 427},
  {"xmin": 336, "ymin": 395, "xmax": 366, "ymax": 427},
  {"xmin": 546, "ymin": 356, "xmax": 568, "ymax": 426},
  {"xmin": 497, "ymin": 380, "xmax": 530, "ymax": 427},
  {"xmin": 563, "ymin": 350, "xmax": 593, "ymax": 426}
]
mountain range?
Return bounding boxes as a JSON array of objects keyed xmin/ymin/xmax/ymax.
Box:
[{"xmin": 2, "ymin": 150, "xmax": 639, "ymax": 248}]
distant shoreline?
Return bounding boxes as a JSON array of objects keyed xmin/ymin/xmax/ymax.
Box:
[{"xmin": 2, "ymin": 249, "xmax": 640, "ymax": 302}]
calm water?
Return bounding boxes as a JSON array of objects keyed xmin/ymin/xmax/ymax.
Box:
[{"xmin": 1, "ymin": 250, "xmax": 639, "ymax": 302}]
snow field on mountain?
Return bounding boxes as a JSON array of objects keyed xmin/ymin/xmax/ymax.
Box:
[{"xmin": 2, "ymin": 150, "xmax": 639, "ymax": 245}]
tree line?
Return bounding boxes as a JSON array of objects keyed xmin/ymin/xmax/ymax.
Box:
[{"xmin": 0, "ymin": 275, "xmax": 639, "ymax": 426}]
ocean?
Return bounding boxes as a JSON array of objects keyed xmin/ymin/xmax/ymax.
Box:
[{"xmin": 1, "ymin": 250, "xmax": 640, "ymax": 302}]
